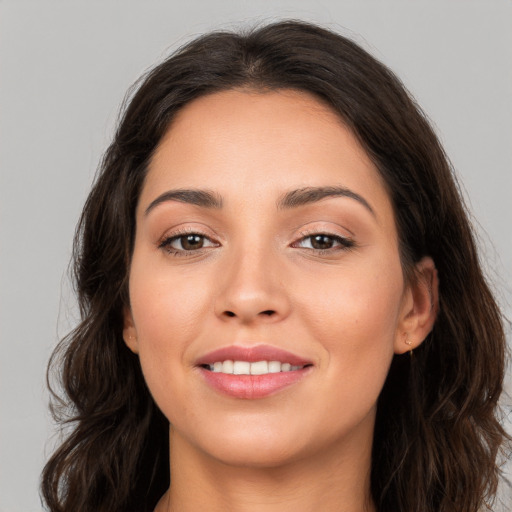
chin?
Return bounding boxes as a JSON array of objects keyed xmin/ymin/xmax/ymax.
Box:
[
  {"xmin": 207, "ymin": 436, "xmax": 308, "ymax": 469},
  {"xmin": 173, "ymin": 413, "xmax": 315, "ymax": 469},
  {"xmin": 177, "ymin": 409, "xmax": 361, "ymax": 471}
]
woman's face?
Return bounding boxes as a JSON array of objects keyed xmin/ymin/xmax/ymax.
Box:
[{"xmin": 125, "ymin": 89, "xmax": 422, "ymax": 468}]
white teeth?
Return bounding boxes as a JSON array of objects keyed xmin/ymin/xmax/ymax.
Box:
[
  {"xmin": 222, "ymin": 360, "xmax": 234, "ymax": 373},
  {"xmin": 268, "ymin": 361, "xmax": 281, "ymax": 373},
  {"xmin": 233, "ymin": 361, "xmax": 250, "ymax": 375},
  {"xmin": 208, "ymin": 360, "xmax": 304, "ymax": 375},
  {"xmin": 250, "ymin": 361, "xmax": 268, "ymax": 375}
]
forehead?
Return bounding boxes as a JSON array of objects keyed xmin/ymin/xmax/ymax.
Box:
[{"xmin": 141, "ymin": 89, "xmax": 393, "ymax": 223}]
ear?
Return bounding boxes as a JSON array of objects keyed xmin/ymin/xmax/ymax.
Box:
[
  {"xmin": 394, "ymin": 256, "xmax": 439, "ymax": 354},
  {"xmin": 123, "ymin": 306, "xmax": 139, "ymax": 354}
]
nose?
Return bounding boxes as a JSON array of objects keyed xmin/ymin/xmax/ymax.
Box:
[{"xmin": 214, "ymin": 244, "xmax": 291, "ymax": 325}]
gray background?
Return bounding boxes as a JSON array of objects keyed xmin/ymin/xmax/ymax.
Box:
[{"xmin": 1, "ymin": 1, "xmax": 511, "ymax": 511}]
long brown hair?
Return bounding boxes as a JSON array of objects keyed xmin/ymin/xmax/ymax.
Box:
[{"xmin": 41, "ymin": 20, "xmax": 510, "ymax": 512}]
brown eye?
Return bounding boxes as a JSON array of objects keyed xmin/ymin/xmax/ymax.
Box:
[
  {"xmin": 159, "ymin": 233, "xmax": 218, "ymax": 253},
  {"xmin": 310, "ymin": 234, "xmax": 335, "ymax": 250},
  {"xmin": 179, "ymin": 234, "xmax": 205, "ymax": 250},
  {"xmin": 295, "ymin": 233, "xmax": 355, "ymax": 251}
]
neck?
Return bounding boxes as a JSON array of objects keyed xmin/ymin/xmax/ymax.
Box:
[{"xmin": 156, "ymin": 422, "xmax": 376, "ymax": 512}]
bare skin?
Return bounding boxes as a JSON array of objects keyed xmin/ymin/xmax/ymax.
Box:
[
  {"xmin": 124, "ymin": 89, "xmax": 438, "ymax": 512},
  {"xmin": 153, "ymin": 414, "xmax": 375, "ymax": 512}
]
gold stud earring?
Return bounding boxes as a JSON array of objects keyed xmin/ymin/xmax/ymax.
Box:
[{"xmin": 405, "ymin": 333, "xmax": 413, "ymax": 357}]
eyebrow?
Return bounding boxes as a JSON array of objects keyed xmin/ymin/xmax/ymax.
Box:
[
  {"xmin": 145, "ymin": 188, "xmax": 223, "ymax": 215},
  {"xmin": 277, "ymin": 186, "xmax": 375, "ymax": 216},
  {"xmin": 144, "ymin": 185, "xmax": 374, "ymax": 217}
]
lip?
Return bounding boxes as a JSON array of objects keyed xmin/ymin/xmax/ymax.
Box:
[
  {"xmin": 196, "ymin": 344, "xmax": 314, "ymax": 400},
  {"xmin": 196, "ymin": 344, "xmax": 312, "ymax": 366},
  {"xmin": 199, "ymin": 368, "xmax": 312, "ymax": 399}
]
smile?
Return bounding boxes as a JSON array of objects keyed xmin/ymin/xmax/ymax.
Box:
[
  {"xmin": 196, "ymin": 345, "xmax": 313, "ymax": 399},
  {"xmin": 204, "ymin": 360, "xmax": 305, "ymax": 374}
]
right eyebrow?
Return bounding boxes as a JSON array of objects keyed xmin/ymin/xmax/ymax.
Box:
[
  {"xmin": 144, "ymin": 188, "xmax": 223, "ymax": 216},
  {"xmin": 277, "ymin": 186, "xmax": 375, "ymax": 217}
]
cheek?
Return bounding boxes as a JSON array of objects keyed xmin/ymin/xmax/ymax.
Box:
[
  {"xmin": 302, "ymin": 257, "xmax": 403, "ymax": 336},
  {"xmin": 129, "ymin": 245, "xmax": 218, "ymax": 332},
  {"xmin": 297, "ymin": 256, "xmax": 404, "ymax": 397},
  {"xmin": 127, "ymin": 257, "xmax": 214, "ymax": 406}
]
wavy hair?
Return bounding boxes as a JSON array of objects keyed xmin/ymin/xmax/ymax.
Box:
[{"xmin": 41, "ymin": 20, "xmax": 510, "ymax": 512}]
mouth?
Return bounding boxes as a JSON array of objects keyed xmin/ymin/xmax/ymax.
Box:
[
  {"xmin": 201, "ymin": 360, "xmax": 310, "ymax": 375},
  {"xmin": 196, "ymin": 345, "xmax": 313, "ymax": 399}
]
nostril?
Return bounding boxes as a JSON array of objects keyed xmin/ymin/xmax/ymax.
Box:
[{"xmin": 221, "ymin": 309, "xmax": 277, "ymax": 319}]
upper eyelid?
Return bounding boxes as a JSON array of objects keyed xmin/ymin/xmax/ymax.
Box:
[
  {"xmin": 157, "ymin": 225, "xmax": 354, "ymax": 247},
  {"xmin": 160, "ymin": 230, "xmax": 217, "ymax": 245},
  {"xmin": 293, "ymin": 233, "xmax": 353, "ymax": 245},
  {"xmin": 295, "ymin": 228, "xmax": 353, "ymax": 241},
  {"xmin": 295, "ymin": 221, "xmax": 355, "ymax": 237},
  {"xmin": 158, "ymin": 225, "xmax": 219, "ymax": 242}
]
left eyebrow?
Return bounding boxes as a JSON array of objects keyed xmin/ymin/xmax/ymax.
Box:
[
  {"xmin": 144, "ymin": 188, "xmax": 223, "ymax": 216},
  {"xmin": 277, "ymin": 186, "xmax": 375, "ymax": 216}
]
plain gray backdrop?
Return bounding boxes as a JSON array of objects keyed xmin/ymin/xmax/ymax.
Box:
[{"xmin": 1, "ymin": 1, "xmax": 511, "ymax": 511}]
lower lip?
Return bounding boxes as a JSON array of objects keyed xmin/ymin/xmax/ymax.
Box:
[{"xmin": 199, "ymin": 367, "xmax": 311, "ymax": 399}]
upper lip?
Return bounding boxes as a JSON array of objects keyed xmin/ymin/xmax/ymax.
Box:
[{"xmin": 196, "ymin": 344, "xmax": 313, "ymax": 367}]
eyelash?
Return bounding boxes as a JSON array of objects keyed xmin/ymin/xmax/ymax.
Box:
[
  {"xmin": 158, "ymin": 230, "xmax": 355, "ymax": 257},
  {"xmin": 158, "ymin": 229, "xmax": 219, "ymax": 257},
  {"xmin": 293, "ymin": 231, "xmax": 355, "ymax": 253}
]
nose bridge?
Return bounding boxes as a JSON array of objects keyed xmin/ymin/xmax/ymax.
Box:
[{"xmin": 215, "ymin": 233, "xmax": 290, "ymax": 323}]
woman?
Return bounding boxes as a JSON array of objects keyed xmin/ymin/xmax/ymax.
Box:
[{"xmin": 41, "ymin": 20, "xmax": 509, "ymax": 512}]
